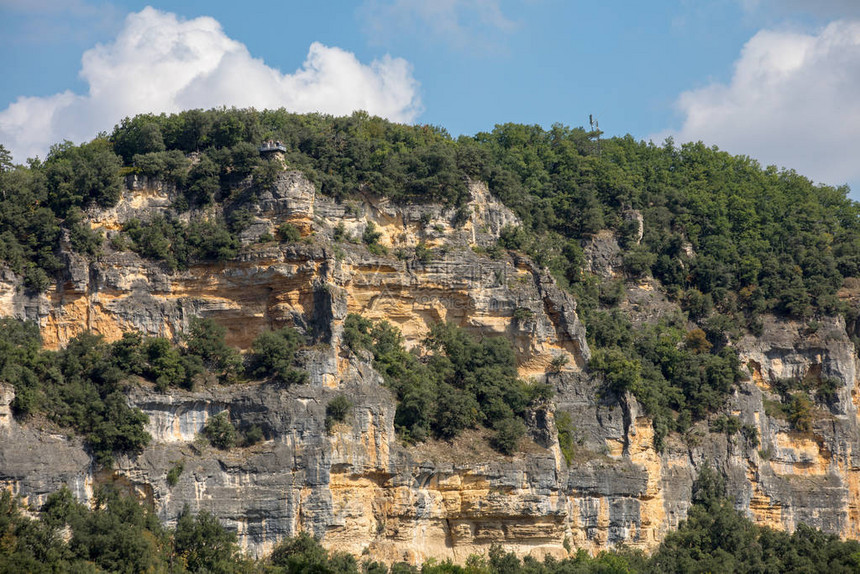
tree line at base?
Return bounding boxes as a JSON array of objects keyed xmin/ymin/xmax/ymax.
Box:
[{"xmin": 1, "ymin": 467, "xmax": 857, "ymax": 573}]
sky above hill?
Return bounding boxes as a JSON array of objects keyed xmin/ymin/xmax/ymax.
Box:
[{"xmin": 2, "ymin": 0, "xmax": 860, "ymax": 199}]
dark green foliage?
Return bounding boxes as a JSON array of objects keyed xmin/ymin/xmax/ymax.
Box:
[
  {"xmin": 682, "ymin": 289, "xmax": 713, "ymax": 321},
  {"xmin": 326, "ymin": 394, "xmax": 354, "ymax": 433},
  {"xmin": 0, "ymin": 144, "xmax": 13, "ymax": 172},
  {"xmin": 0, "ymin": 489, "xmax": 74, "ymax": 573},
  {"xmin": 710, "ymin": 415, "xmax": 742, "ymax": 436},
  {"xmin": 269, "ymin": 532, "xmax": 366, "ymax": 574},
  {"xmin": 622, "ymin": 246, "xmax": 656, "ymax": 278},
  {"xmin": 0, "ymin": 320, "xmax": 151, "ymax": 465},
  {"xmin": 789, "ymin": 394, "xmax": 814, "ymax": 433},
  {"xmin": 363, "ymin": 221, "xmax": 386, "ymax": 255},
  {"xmin": 277, "ymin": 222, "xmax": 303, "ymax": 243},
  {"xmin": 112, "ymin": 114, "xmax": 167, "ymax": 163},
  {"xmin": 44, "ymin": 138, "xmax": 122, "ymax": 216},
  {"xmin": 174, "ymin": 505, "xmax": 240, "ymax": 572},
  {"xmin": 185, "ymin": 153, "xmax": 220, "ymax": 207},
  {"xmin": 144, "ymin": 335, "xmax": 203, "ymax": 391},
  {"xmin": 66, "ymin": 207, "xmax": 103, "ymax": 256},
  {"xmin": 491, "ymin": 418, "xmax": 526, "ymax": 455},
  {"xmin": 185, "ymin": 317, "xmax": 243, "ymax": 383},
  {"xmin": 203, "ymin": 411, "xmax": 237, "ymax": 449},
  {"xmin": 415, "ymin": 241, "xmax": 432, "ymax": 263},
  {"xmin": 15, "ymin": 485, "xmax": 245, "ymax": 574},
  {"xmin": 512, "ymin": 307, "xmax": 534, "ymax": 323},
  {"xmin": 648, "ymin": 467, "xmax": 860, "ymax": 573},
  {"xmin": 243, "ymin": 425, "xmax": 265, "ymax": 446},
  {"xmin": 763, "ymin": 373, "xmax": 842, "ymax": 432},
  {"xmin": 122, "ymin": 214, "xmax": 238, "ymax": 270},
  {"xmin": 110, "ymin": 109, "xmax": 468, "ymax": 206},
  {"xmin": 363, "ymin": 221, "xmax": 382, "ymax": 246},
  {"xmin": 254, "ymin": 158, "xmax": 283, "ymax": 191},
  {"xmin": 4, "ymin": 108, "xmax": 860, "ymax": 306},
  {"xmin": 771, "ymin": 373, "xmax": 842, "ymax": 411},
  {"xmin": 589, "ymin": 347, "xmax": 641, "ymax": 397},
  {"xmin": 555, "ymin": 411, "xmax": 575, "ymax": 465},
  {"xmin": 248, "ymin": 326, "xmax": 308, "ymax": 385},
  {"xmin": 589, "ymin": 317, "xmax": 740, "ymax": 451},
  {"xmin": 167, "ymin": 461, "xmax": 184, "ymax": 487},
  {"xmin": 343, "ymin": 314, "xmax": 549, "ymax": 452},
  {"xmin": 46, "ymin": 485, "xmax": 169, "ymax": 574},
  {"xmin": 132, "ymin": 149, "xmax": 189, "ymax": 184},
  {"xmin": 0, "ymin": 317, "xmax": 258, "ymax": 463},
  {"xmin": 270, "ymin": 531, "xmax": 355, "ymax": 574}
]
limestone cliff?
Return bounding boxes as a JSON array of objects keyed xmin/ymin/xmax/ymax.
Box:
[{"xmin": 0, "ymin": 172, "xmax": 859, "ymax": 563}]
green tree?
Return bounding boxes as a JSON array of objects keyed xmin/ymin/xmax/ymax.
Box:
[
  {"xmin": 185, "ymin": 317, "xmax": 243, "ymax": 383},
  {"xmin": 203, "ymin": 411, "xmax": 237, "ymax": 449},
  {"xmin": 248, "ymin": 326, "xmax": 307, "ymax": 385},
  {"xmin": 173, "ymin": 506, "xmax": 240, "ymax": 572}
]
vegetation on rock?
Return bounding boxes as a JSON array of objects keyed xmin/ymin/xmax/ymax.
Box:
[
  {"xmin": 344, "ymin": 314, "xmax": 551, "ymax": 451},
  {"xmin": 0, "ymin": 316, "xmax": 308, "ymax": 463},
  {"xmin": 2, "ymin": 468, "xmax": 859, "ymax": 573}
]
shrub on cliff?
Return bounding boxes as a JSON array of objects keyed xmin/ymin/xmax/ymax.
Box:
[
  {"xmin": 490, "ymin": 417, "xmax": 526, "ymax": 455},
  {"xmin": 277, "ymin": 222, "xmax": 302, "ymax": 243},
  {"xmin": 247, "ymin": 326, "xmax": 308, "ymax": 386},
  {"xmin": 174, "ymin": 506, "xmax": 241, "ymax": 572},
  {"xmin": 184, "ymin": 317, "xmax": 243, "ymax": 383},
  {"xmin": 203, "ymin": 411, "xmax": 237, "ymax": 449},
  {"xmin": 325, "ymin": 394, "xmax": 353, "ymax": 433}
]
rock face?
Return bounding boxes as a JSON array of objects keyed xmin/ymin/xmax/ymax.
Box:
[{"xmin": 1, "ymin": 173, "xmax": 859, "ymax": 562}]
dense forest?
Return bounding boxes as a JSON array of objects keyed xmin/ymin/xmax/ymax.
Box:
[{"xmin": 2, "ymin": 467, "xmax": 858, "ymax": 573}]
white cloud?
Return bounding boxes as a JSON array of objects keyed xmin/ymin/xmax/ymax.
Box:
[
  {"xmin": 656, "ymin": 20, "xmax": 860, "ymax": 188},
  {"xmin": 359, "ymin": 0, "xmax": 517, "ymax": 52},
  {"xmin": 0, "ymin": 7, "xmax": 422, "ymax": 162}
]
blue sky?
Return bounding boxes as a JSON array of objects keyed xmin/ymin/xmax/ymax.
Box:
[{"xmin": 2, "ymin": 1, "xmax": 860, "ymax": 198}]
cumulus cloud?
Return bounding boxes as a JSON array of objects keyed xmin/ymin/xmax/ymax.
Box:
[
  {"xmin": 0, "ymin": 7, "xmax": 421, "ymax": 162},
  {"xmin": 657, "ymin": 20, "xmax": 860, "ymax": 187},
  {"xmin": 359, "ymin": 0, "xmax": 517, "ymax": 52}
]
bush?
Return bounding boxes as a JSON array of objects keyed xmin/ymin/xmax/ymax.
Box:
[
  {"xmin": 270, "ymin": 532, "xmax": 330, "ymax": 572},
  {"xmin": 203, "ymin": 411, "xmax": 237, "ymax": 449},
  {"xmin": 622, "ymin": 247, "xmax": 656, "ymax": 278},
  {"xmin": 325, "ymin": 395, "xmax": 354, "ymax": 433},
  {"xmin": 277, "ymin": 222, "xmax": 302, "ymax": 243},
  {"xmin": 248, "ymin": 326, "xmax": 307, "ymax": 385},
  {"xmin": 491, "ymin": 418, "xmax": 526, "ymax": 455},
  {"xmin": 184, "ymin": 317, "xmax": 243, "ymax": 383},
  {"xmin": 243, "ymin": 425, "xmax": 264, "ymax": 446},
  {"xmin": 173, "ymin": 506, "xmax": 239, "ymax": 572},
  {"xmin": 512, "ymin": 307, "xmax": 534, "ymax": 323},
  {"xmin": 362, "ymin": 222, "xmax": 382, "ymax": 246},
  {"xmin": 0, "ymin": 325, "xmax": 154, "ymax": 465},
  {"xmin": 166, "ymin": 462, "xmax": 184, "ymax": 487},
  {"xmin": 590, "ymin": 347, "xmax": 642, "ymax": 397},
  {"xmin": 415, "ymin": 241, "xmax": 432, "ymax": 263},
  {"xmin": 789, "ymin": 394, "xmax": 814, "ymax": 433},
  {"xmin": 683, "ymin": 289, "xmax": 713, "ymax": 321},
  {"xmin": 555, "ymin": 411, "xmax": 575, "ymax": 465}
]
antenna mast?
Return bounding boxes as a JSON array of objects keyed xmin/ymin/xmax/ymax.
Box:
[{"xmin": 589, "ymin": 114, "xmax": 601, "ymax": 156}]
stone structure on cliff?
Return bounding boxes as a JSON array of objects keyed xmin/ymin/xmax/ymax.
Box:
[{"xmin": 0, "ymin": 172, "xmax": 859, "ymax": 563}]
